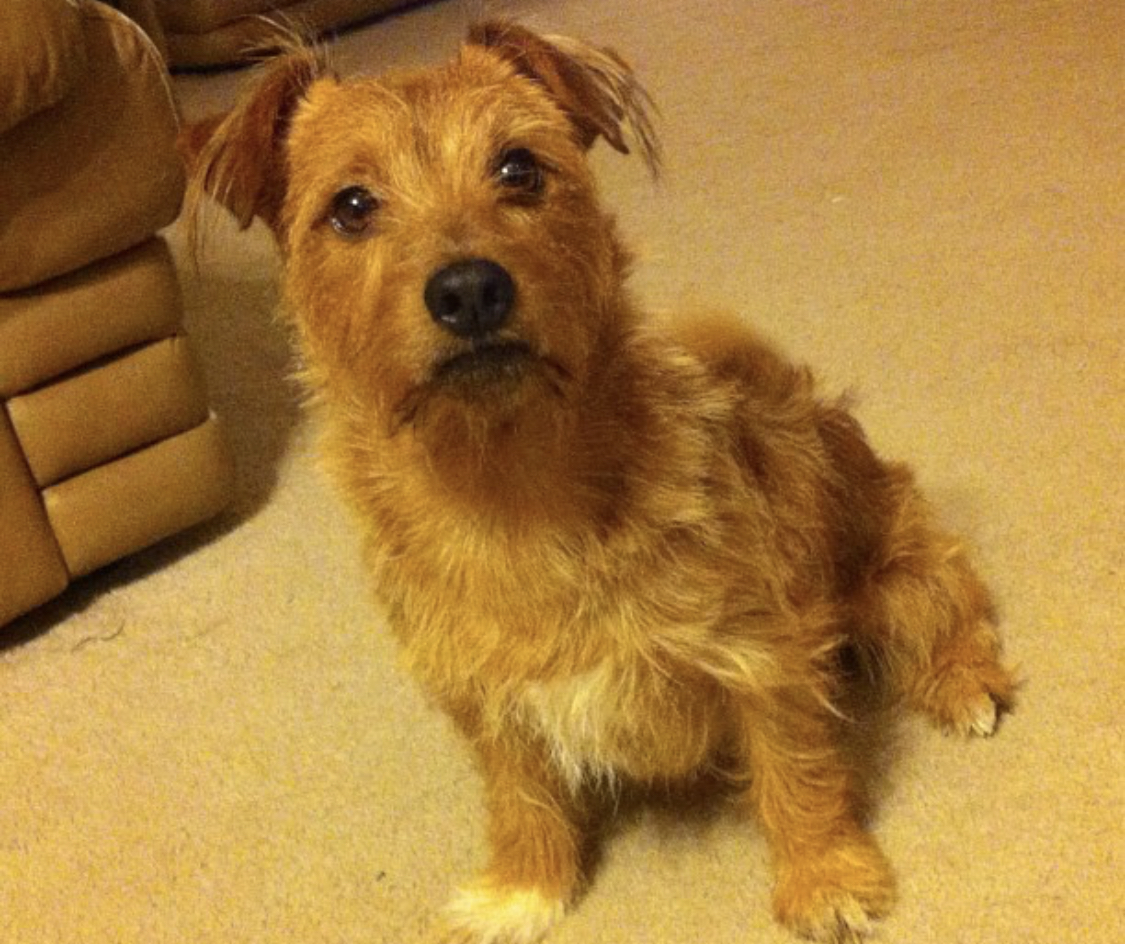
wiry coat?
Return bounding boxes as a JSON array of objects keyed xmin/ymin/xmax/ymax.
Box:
[{"xmin": 185, "ymin": 22, "xmax": 1015, "ymax": 944}]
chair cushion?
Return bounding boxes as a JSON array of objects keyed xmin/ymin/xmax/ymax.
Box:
[
  {"xmin": 0, "ymin": 240, "xmax": 183, "ymax": 398},
  {"xmin": 0, "ymin": 412, "xmax": 70, "ymax": 625},
  {"xmin": 44, "ymin": 415, "xmax": 235, "ymax": 578},
  {"xmin": 8, "ymin": 335, "xmax": 210, "ymax": 488}
]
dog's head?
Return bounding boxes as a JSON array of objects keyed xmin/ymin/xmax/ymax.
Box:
[{"xmin": 184, "ymin": 22, "xmax": 659, "ymax": 435}]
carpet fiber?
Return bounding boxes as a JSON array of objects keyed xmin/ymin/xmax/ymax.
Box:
[{"xmin": 2, "ymin": 1, "xmax": 1121, "ymax": 942}]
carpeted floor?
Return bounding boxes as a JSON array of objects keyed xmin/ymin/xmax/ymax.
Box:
[{"xmin": 2, "ymin": 1, "xmax": 1121, "ymax": 942}]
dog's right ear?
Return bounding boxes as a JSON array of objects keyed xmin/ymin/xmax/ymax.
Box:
[
  {"xmin": 181, "ymin": 46, "xmax": 326, "ymax": 238},
  {"xmin": 468, "ymin": 21, "xmax": 661, "ymax": 178}
]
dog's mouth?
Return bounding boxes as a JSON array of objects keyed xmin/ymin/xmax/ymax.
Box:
[
  {"xmin": 432, "ymin": 339, "xmax": 534, "ymax": 385},
  {"xmin": 391, "ymin": 339, "xmax": 572, "ymax": 434}
]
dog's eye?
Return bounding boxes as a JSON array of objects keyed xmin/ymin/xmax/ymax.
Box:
[
  {"xmin": 494, "ymin": 148, "xmax": 544, "ymax": 197},
  {"xmin": 328, "ymin": 186, "xmax": 379, "ymax": 238}
]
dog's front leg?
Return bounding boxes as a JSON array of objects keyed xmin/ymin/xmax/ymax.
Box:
[
  {"xmin": 735, "ymin": 687, "xmax": 896, "ymax": 943},
  {"xmin": 439, "ymin": 733, "xmax": 583, "ymax": 944}
]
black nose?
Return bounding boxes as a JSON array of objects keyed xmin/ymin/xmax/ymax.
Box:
[{"xmin": 424, "ymin": 259, "xmax": 515, "ymax": 339}]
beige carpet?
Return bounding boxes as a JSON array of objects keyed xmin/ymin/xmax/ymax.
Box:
[{"xmin": 2, "ymin": 1, "xmax": 1121, "ymax": 942}]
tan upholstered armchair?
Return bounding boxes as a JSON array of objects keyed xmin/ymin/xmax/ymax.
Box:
[{"xmin": 0, "ymin": 0, "xmax": 233, "ymax": 627}]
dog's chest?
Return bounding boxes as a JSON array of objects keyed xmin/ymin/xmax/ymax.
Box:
[{"xmin": 515, "ymin": 656, "xmax": 723, "ymax": 790}]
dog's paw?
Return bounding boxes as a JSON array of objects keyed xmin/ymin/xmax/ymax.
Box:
[
  {"xmin": 924, "ymin": 658, "xmax": 1017, "ymax": 738},
  {"xmin": 435, "ymin": 881, "xmax": 566, "ymax": 944},
  {"xmin": 955, "ymin": 691, "xmax": 1003, "ymax": 738},
  {"xmin": 772, "ymin": 839, "xmax": 895, "ymax": 943}
]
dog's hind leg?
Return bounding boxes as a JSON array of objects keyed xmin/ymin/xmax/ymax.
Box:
[{"xmin": 849, "ymin": 467, "xmax": 1017, "ymax": 737}]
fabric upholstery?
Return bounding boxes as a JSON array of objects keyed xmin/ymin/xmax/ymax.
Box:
[
  {"xmin": 0, "ymin": 239, "xmax": 183, "ymax": 399},
  {"xmin": 9, "ymin": 334, "xmax": 210, "ymax": 489},
  {"xmin": 0, "ymin": 0, "xmax": 233, "ymax": 627},
  {"xmin": 44, "ymin": 416, "xmax": 232, "ymax": 578},
  {"xmin": 0, "ymin": 2, "xmax": 183, "ymax": 292},
  {"xmin": 0, "ymin": 0, "xmax": 86, "ymax": 136},
  {"xmin": 0, "ymin": 412, "xmax": 71, "ymax": 626}
]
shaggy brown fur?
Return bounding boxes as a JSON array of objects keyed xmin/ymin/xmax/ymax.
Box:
[{"xmin": 184, "ymin": 22, "xmax": 1016, "ymax": 943}]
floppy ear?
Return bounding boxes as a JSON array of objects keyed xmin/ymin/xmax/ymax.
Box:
[
  {"xmin": 180, "ymin": 45, "xmax": 326, "ymax": 238},
  {"xmin": 467, "ymin": 21, "xmax": 661, "ymax": 177}
]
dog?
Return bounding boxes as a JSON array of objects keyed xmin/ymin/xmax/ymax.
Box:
[{"xmin": 183, "ymin": 22, "xmax": 1016, "ymax": 944}]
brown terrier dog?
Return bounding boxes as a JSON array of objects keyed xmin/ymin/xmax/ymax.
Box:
[{"xmin": 184, "ymin": 22, "xmax": 1016, "ymax": 944}]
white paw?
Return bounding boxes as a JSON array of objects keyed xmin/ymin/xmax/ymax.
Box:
[
  {"xmin": 439, "ymin": 882, "xmax": 565, "ymax": 944},
  {"xmin": 966, "ymin": 695, "xmax": 999, "ymax": 737}
]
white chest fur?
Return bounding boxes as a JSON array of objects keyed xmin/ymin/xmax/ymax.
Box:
[{"xmin": 516, "ymin": 656, "xmax": 724, "ymax": 792}]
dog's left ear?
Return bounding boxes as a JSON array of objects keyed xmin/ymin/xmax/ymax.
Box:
[{"xmin": 468, "ymin": 21, "xmax": 661, "ymax": 177}]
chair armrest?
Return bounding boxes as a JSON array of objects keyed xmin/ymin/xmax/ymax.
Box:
[{"xmin": 0, "ymin": 0, "xmax": 87, "ymax": 135}]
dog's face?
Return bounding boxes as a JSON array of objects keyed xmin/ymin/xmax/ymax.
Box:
[
  {"xmin": 281, "ymin": 45, "xmax": 613, "ymax": 429},
  {"xmin": 186, "ymin": 24, "xmax": 659, "ymax": 436}
]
